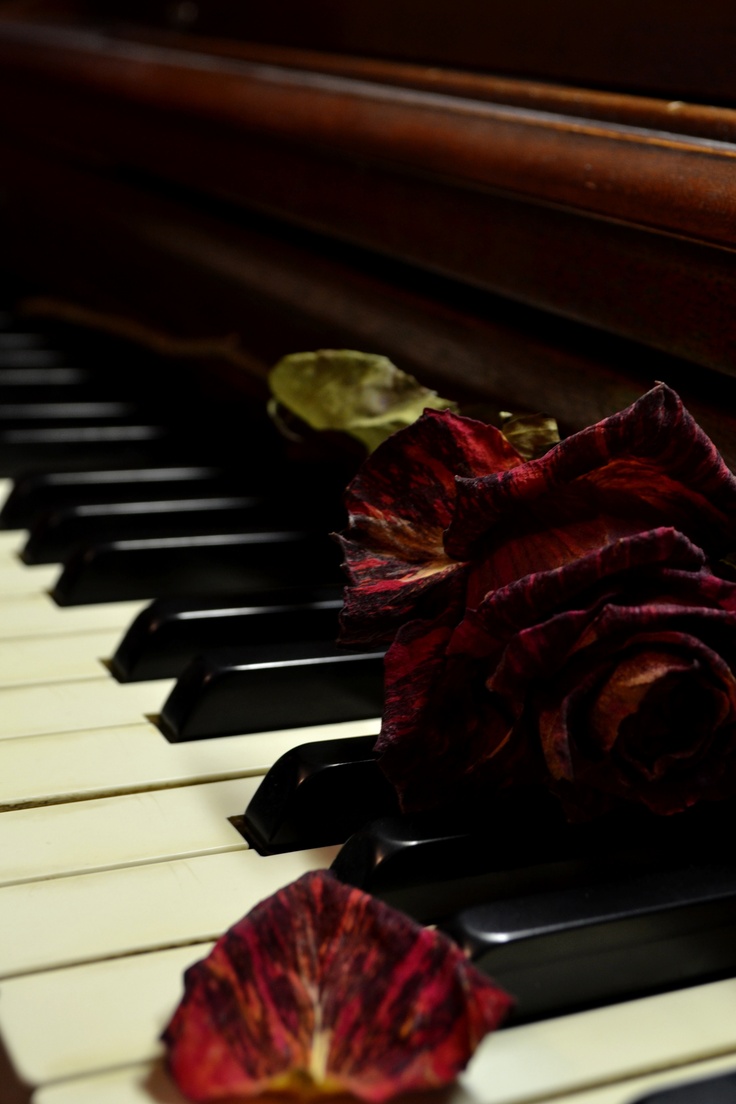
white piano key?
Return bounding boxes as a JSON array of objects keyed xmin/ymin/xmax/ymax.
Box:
[
  {"xmin": 34, "ymin": 1057, "xmax": 736, "ymax": 1104},
  {"xmin": 0, "ymin": 594, "xmax": 146, "ymax": 641},
  {"xmin": 0, "ymin": 676, "xmax": 175, "ymax": 740},
  {"xmin": 0, "ymin": 777, "xmax": 259, "ymax": 887},
  {"xmin": 463, "ymin": 979, "xmax": 736, "ymax": 1102},
  {"xmin": 0, "ymin": 944, "xmax": 212, "ymax": 1087},
  {"xmin": 34, "ymin": 1066, "xmax": 190, "ymax": 1104},
  {"xmin": 0, "ymin": 530, "xmax": 25, "ymax": 558},
  {"xmin": 0, "ymin": 560, "xmax": 58, "ymax": 598},
  {"xmin": 0, "ymin": 845, "xmax": 340, "ymax": 977},
  {"xmin": 13, "ymin": 965, "xmax": 736, "ymax": 1102},
  {"xmin": 543, "ymin": 1061, "xmax": 736, "ymax": 1104},
  {"xmin": 0, "ymin": 631, "xmax": 123, "ymax": 686},
  {"xmin": 0, "ymin": 717, "xmax": 380, "ymax": 810}
]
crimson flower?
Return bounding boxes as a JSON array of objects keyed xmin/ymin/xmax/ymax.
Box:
[{"xmin": 337, "ymin": 385, "xmax": 736, "ymax": 816}]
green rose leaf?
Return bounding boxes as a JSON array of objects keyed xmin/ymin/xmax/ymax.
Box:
[{"xmin": 268, "ymin": 350, "xmax": 457, "ymax": 452}]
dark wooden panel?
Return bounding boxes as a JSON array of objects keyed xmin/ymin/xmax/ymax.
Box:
[
  {"xmin": 2, "ymin": 22, "xmax": 736, "ymax": 242},
  {"xmin": 85, "ymin": 0, "xmax": 736, "ymax": 104},
  {"xmin": 1, "ymin": 21, "xmax": 736, "ymax": 378}
]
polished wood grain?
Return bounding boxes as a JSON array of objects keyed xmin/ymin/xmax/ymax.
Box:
[
  {"xmin": 82, "ymin": 0, "xmax": 736, "ymax": 105},
  {"xmin": 2, "ymin": 16, "xmax": 736, "ymax": 383}
]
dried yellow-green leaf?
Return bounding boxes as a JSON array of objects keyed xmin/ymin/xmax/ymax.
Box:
[
  {"xmin": 268, "ymin": 350, "xmax": 457, "ymax": 452},
  {"xmin": 499, "ymin": 412, "xmax": 560, "ymax": 460}
]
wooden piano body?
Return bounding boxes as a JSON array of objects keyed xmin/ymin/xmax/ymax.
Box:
[{"xmin": 2, "ymin": 3, "xmax": 736, "ymax": 1101}]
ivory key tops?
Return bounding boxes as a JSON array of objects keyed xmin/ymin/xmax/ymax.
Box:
[{"xmin": 13, "ymin": 972, "xmax": 736, "ymax": 1103}]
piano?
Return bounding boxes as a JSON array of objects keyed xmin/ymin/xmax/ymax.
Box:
[{"xmin": 2, "ymin": 3, "xmax": 736, "ymax": 1102}]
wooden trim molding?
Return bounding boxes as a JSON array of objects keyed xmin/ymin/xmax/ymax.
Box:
[{"xmin": 1, "ymin": 20, "xmax": 736, "ymax": 247}]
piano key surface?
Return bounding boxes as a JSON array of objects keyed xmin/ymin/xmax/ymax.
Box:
[
  {"xmin": 0, "ymin": 778, "xmax": 259, "ymax": 887},
  {"xmin": 0, "ymin": 593, "xmax": 147, "ymax": 640},
  {"xmin": 0, "ymin": 631, "xmax": 125, "ymax": 687},
  {"xmin": 0, "ymin": 717, "xmax": 381, "ymax": 809},
  {"xmin": 0, "ymin": 845, "xmax": 340, "ymax": 978},
  {"xmin": 11, "ymin": 969, "xmax": 736, "ymax": 1102},
  {"xmin": 25, "ymin": 1060, "xmax": 736, "ymax": 1104},
  {"xmin": 0, "ymin": 322, "xmax": 735, "ymax": 1104}
]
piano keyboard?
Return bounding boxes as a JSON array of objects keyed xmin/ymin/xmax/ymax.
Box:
[{"xmin": 1, "ymin": 318, "xmax": 736, "ymax": 1104}]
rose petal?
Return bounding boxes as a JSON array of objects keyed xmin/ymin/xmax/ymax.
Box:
[
  {"xmin": 588, "ymin": 644, "xmax": 732, "ymax": 775},
  {"xmin": 338, "ymin": 541, "xmax": 468, "ymax": 646},
  {"xmin": 494, "ymin": 598, "xmax": 736, "ymax": 815},
  {"xmin": 543, "ymin": 629, "xmax": 736, "ymax": 816},
  {"xmin": 163, "ymin": 871, "xmax": 512, "ymax": 1103},
  {"xmin": 337, "ymin": 408, "xmax": 524, "ymax": 644},
  {"xmin": 454, "ymin": 528, "xmax": 707, "ymax": 658},
  {"xmin": 446, "ymin": 384, "xmax": 736, "ymax": 563},
  {"xmin": 375, "ymin": 614, "xmax": 522, "ymax": 811},
  {"xmin": 375, "ymin": 536, "xmax": 722, "ymax": 813}
]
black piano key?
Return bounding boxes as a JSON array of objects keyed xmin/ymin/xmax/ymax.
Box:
[
  {"xmin": 0, "ymin": 424, "xmax": 176, "ymax": 476},
  {"xmin": 0, "ymin": 367, "xmax": 94, "ymax": 400},
  {"xmin": 20, "ymin": 495, "xmax": 284, "ymax": 563},
  {"xmin": 0, "ymin": 348, "xmax": 66, "ymax": 368},
  {"xmin": 52, "ymin": 530, "xmax": 343, "ymax": 605},
  {"xmin": 0, "ymin": 331, "xmax": 52, "ymax": 350},
  {"xmin": 157, "ymin": 641, "xmax": 385, "ymax": 741},
  {"xmin": 332, "ymin": 795, "xmax": 736, "ymax": 925},
  {"xmin": 0, "ymin": 367, "xmax": 89, "ymax": 385},
  {"xmin": 330, "ymin": 811, "xmax": 588, "ymax": 923},
  {"xmin": 109, "ymin": 586, "xmax": 344, "ymax": 681},
  {"xmin": 441, "ymin": 861, "xmax": 736, "ymax": 1021},
  {"xmin": 0, "ymin": 400, "xmax": 139, "ymax": 428},
  {"xmin": 331, "ymin": 814, "xmax": 494, "ymax": 920},
  {"xmin": 631, "ymin": 1072, "xmax": 736, "ymax": 1102},
  {"xmin": 0, "ymin": 465, "xmax": 232, "ymax": 529},
  {"xmin": 239, "ymin": 736, "xmax": 399, "ymax": 854}
]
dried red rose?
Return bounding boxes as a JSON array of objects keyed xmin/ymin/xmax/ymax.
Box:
[
  {"xmin": 337, "ymin": 385, "xmax": 736, "ymax": 817},
  {"xmin": 486, "ymin": 564, "xmax": 736, "ymax": 817},
  {"xmin": 163, "ymin": 871, "xmax": 512, "ymax": 1102},
  {"xmin": 339, "ymin": 385, "xmax": 736, "ymax": 649},
  {"xmin": 376, "ymin": 528, "xmax": 736, "ymax": 813}
]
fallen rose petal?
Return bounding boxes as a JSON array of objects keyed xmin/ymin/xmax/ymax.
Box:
[{"xmin": 163, "ymin": 871, "xmax": 512, "ymax": 1103}]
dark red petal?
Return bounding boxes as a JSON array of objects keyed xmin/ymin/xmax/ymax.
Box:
[
  {"xmin": 337, "ymin": 409, "xmax": 523, "ymax": 643},
  {"xmin": 488, "ymin": 584, "xmax": 736, "ymax": 706},
  {"xmin": 520, "ymin": 614, "xmax": 736, "ymax": 815},
  {"xmin": 338, "ymin": 544, "xmax": 468, "ymax": 647},
  {"xmin": 587, "ymin": 642, "xmax": 734, "ymax": 773},
  {"xmin": 446, "ymin": 384, "xmax": 736, "ymax": 561},
  {"xmin": 163, "ymin": 871, "xmax": 512, "ymax": 1102},
  {"xmin": 547, "ymin": 635, "xmax": 736, "ymax": 817},
  {"xmin": 453, "ymin": 528, "xmax": 706, "ymax": 658},
  {"xmin": 374, "ymin": 613, "xmax": 530, "ymax": 811}
]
